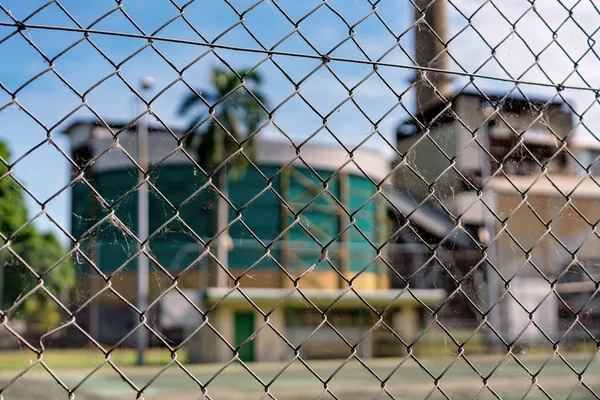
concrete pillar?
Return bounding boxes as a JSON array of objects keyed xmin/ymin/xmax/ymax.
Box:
[
  {"xmin": 357, "ymin": 310, "xmax": 373, "ymax": 359},
  {"xmin": 214, "ymin": 307, "xmax": 234, "ymax": 363},
  {"xmin": 255, "ymin": 306, "xmax": 285, "ymax": 362},
  {"xmin": 358, "ymin": 329, "xmax": 374, "ymax": 359},
  {"xmin": 187, "ymin": 307, "xmax": 234, "ymax": 363},
  {"xmin": 186, "ymin": 326, "xmax": 204, "ymax": 364},
  {"xmin": 392, "ymin": 305, "xmax": 421, "ymax": 354}
]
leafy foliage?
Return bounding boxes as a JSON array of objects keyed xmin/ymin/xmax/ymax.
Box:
[
  {"xmin": 178, "ymin": 67, "xmax": 268, "ymax": 180},
  {"xmin": 0, "ymin": 140, "xmax": 75, "ymax": 331},
  {"xmin": 0, "ymin": 141, "xmax": 27, "ymax": 235}
]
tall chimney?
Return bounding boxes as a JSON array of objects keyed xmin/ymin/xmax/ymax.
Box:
[{"xmin": 414, "ymin": 0, "xmax": 453, "ymax": 115}]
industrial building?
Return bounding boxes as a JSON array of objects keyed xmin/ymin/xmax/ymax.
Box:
[
  {"xmin": 59, "ymin": 0, "xmax": 600, "ymax": 360},
  {"xmin": 394, "ymin": 89, "xmax": 583, "ymax": 345},
  {"xmin": 63, "ymin": 119, "xmax": 447, "ymax": 362},
  {"xmin": 395, "ymin": 4, "xmax": 599, "ymax": 344},
  {"xmin": 393, "ymin": 0, "xmax": 600, "ymax": 346}
]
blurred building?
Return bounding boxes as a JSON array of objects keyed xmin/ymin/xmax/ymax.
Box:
[
  {"xmin": 393, "ymin": 89, "xmax": 600, "ymax": 345},
  {"xmin": 395, "ymin": 91, "xmax": 574, "ymax": 202},
  {"xmin": 397, "ymin": 0, "xmax": 600, "ymax": 346},
  {"xmin": 62, "ymin": 119, "xmax": 446, "ymax": 362}
]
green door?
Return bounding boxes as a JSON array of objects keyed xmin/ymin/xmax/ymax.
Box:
[{"xmin": 234, "ymin": 311, "xmax": 255, "ymax": 362}]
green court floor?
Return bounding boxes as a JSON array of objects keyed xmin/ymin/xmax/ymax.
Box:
[{"xmin": 2, "ymin": 353, "xmax": 599, "ymax": 399}]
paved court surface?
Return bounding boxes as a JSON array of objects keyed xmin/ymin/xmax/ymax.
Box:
[{"xmin": 2, "ymin": 353, "xmax": 599, "ymax": 399}]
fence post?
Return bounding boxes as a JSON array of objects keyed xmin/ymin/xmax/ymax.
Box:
[
  {"xmin": 136, "ymin": 76, "xmax": 154, "ymax": 366},
  {"xmin": 479, "ymin": 117, "xmax": 503, "ymax": 353}
]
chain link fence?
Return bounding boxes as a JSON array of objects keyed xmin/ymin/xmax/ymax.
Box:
[{"xmin": 2, "ymin": 0, "xmax": 600, "ymax": 398}]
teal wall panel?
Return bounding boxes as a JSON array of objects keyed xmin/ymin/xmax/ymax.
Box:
[
  {"xmin": 71, "ymin": 162, "xmax": 386, "ymax": 276},
  {"xmin": 228, "ymin": 165, "xmax": 282, "ymax": 270},
  {"xmin": 348, "ymin": 174, "xmax": 378, "ymax": 273}
]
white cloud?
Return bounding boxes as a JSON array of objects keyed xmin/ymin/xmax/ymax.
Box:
[{"xmin": 443, "ymin": 0, "xmax": 600, "ymax": 144}]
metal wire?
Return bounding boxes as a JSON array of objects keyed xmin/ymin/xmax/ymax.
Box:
[{"xmin": 1, "ymin": 0, "xmax": 600, "ymax": 399}]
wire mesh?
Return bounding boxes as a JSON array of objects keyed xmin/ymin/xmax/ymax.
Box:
[{"xmin": 1, "ymin": 0, "xmax": 600, "ymax": 399}]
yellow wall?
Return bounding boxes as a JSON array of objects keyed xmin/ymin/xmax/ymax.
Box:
[{"xmin": 76, "ymin": 269, "xmax": 389, "ymax": 306}]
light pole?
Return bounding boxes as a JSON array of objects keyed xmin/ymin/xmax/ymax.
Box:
[
  {"xmin": 136, "ymin": 76, "xmax": 154, "ymax": 366},
  {"xmin": 479, "ymin": 108, "xmax": 502, "ymax": 353}
]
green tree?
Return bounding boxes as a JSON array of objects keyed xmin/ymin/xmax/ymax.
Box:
[
  {"xmin": 0, "ymin": 141, "xmax": 28, "ymax": 235},
  {"xmin": 0, "ymin": 140, "xmax": 75, "ymax": 331},
  {"xmin": 178, "ymin": 67, "xmax": 268, "ymax": 286}
]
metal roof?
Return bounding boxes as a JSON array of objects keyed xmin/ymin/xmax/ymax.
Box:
[
  {"xmin": 384, "ymin": 187, "xmax": 474, "ymax": 248},
  {"xmin": 61, "ymin": 118, "xmax": 185, "ymax": 136},
  {"xmin": 203, "ymin": 287, "xmax": 446, "ymax": 308},
  {"xmin": 62, "ymin": 119, "xmax": 391, "ymax": 180},
  {"xmin": 396, "ymin": 91, "xmax": 570, "ymax": 141}
]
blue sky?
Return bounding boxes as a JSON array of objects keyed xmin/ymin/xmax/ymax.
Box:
[{"xmin": 1, "ymin": 0, "xmax": 600, "ymax": 244}]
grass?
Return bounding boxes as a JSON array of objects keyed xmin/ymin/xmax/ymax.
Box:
[
  {"xmin": 1, "ymin": 333, "xmax": 597, "ymax": 373},
  {"xmin": 0, "ymin": 347, "xmax": 188, "ymax": 372},
  {"xmin": 0, "ymin": 340, "xmax": 475, "ymax": 373},
  {"xmin": 417, "ymin": 328, "xmax": 487, "ymax": 356}
]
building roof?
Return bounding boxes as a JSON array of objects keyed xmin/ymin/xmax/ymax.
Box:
[
  {"xmin": 61, "ymin": 118, "xmax": 392, "ymax": 180},
  {"xmin": 61, "ymin": 118, "xmax": 185, "ymax": 136},
  {"xmin": 490, "ymin": 174, "xmax": 600, "ymax": 198},
  {"xmin": 397, "ymin": 90, "xmax": 570, "ymax": 141},
  {"xmin": 384, "ymin": 187, "xmax": 474, "ymax": 248},
  {"xmin": 458, "ymin": 89, "xmax": 567, "ymax": 108},
  {"xmin": 202, "ymin": 287, "xmax": 447, "ymax": 308}
]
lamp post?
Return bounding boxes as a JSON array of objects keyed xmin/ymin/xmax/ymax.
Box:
[
  {"xmin": 480, "ymin": 108, "xmax": 502, "ymax": 353},
  {"xmin": 136, "ymin": 76, "xmax": 154, "ymax": 366}
]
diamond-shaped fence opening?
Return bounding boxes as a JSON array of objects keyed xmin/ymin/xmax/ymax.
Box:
[{"xmin": 3, "ymin": 0, "xmax": 600, "ymax": 399}]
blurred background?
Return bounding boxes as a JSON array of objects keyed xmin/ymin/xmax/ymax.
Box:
[{"xmin": 2, "ymin": 0, "xmax": 600, "ymax": 399}]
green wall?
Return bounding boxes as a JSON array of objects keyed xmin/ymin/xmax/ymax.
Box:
[{"xmin": 71, "ymin": 163, "xmax": 383, "ymax": 276}]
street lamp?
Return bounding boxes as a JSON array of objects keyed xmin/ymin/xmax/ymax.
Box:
[
  {"xmin": 137, "ymin": 76, "xmax": 154, "ymax": 366},
  {"xmin": 480, "ymin": 106, "xmax": 502, "ymax": 353}
]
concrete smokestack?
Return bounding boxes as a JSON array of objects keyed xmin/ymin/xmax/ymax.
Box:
[{"xmin": 414, "ymin": 0, "xmax": 453, "ymax": 115}]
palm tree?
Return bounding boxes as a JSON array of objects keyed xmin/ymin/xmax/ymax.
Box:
[{"xmin": 178, "ymin": 67, "xmax": 268, "ymax": 287}]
